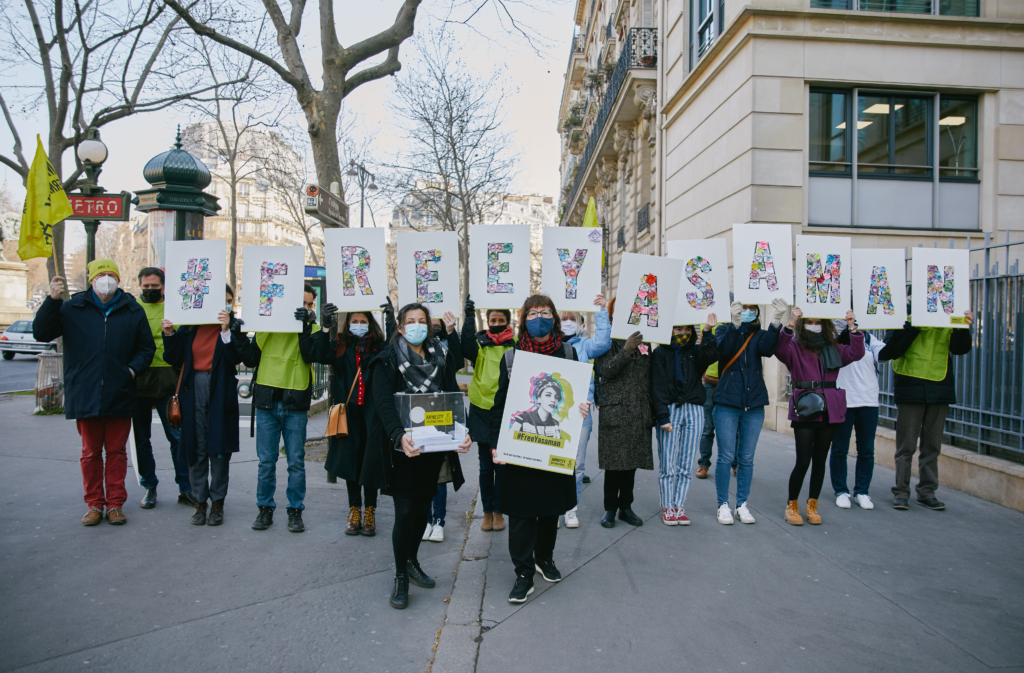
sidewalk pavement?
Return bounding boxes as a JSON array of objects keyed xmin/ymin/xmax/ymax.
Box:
[{"xmin": 1, "ymin": 392, "xmax": 1022, "ymax": 673}]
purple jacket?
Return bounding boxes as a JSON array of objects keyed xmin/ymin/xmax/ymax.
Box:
[{"xmin": 775, "ymin": 328, "xmax": 865, "ymax": 424}]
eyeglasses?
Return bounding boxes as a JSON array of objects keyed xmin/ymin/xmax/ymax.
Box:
[{"xmin": 526, "ymin": 309, "xmax": 553, "ymax": 319}]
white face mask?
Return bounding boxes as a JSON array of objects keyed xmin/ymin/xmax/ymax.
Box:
[
  {"xmin": 561, "ymin": 320, "xmax": 578, "ymax": 336},
  {"xmin": 804, "ymin": 324, "xmax": 822, "ymax": 333},
  {"xmin": 92, "ymin": 276, "xmax": 118, "ymax": 297},
  {"xmin": 349, "ymin": 323, "xmax": 369, "ymax": 337}
]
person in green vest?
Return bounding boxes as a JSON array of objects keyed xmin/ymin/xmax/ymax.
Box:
[
  {"xmin": 878, "ymin": 293, "xmax": 974, "ymax": 512},
  {"xmin": 132, "ymin": 267, "xmax": 195, "ymax": 509},
  {"xmin": 460, "ymin": 295, "xmax": 515, "ymax": 532},
  {"xmin": 241, "ymin": 283, "xmax": 329, "ymax": 533}
]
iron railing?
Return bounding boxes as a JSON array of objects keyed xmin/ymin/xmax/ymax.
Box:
[
  {"xmin": 562, "ymin": 28, "xmax": 658, "ymax": 224},
  {"xmin": 637, "ymin": 203, "xmax": 650, "ymax": 234},
  {"xmin": 237, "ymin": 362, "xmax": 330, "ymax": 401},
  {"xmin": 810, "ymin": 0, "xmax": 978, "ymax": 16},
  {"xmin": 617, "ymin": 226, "xmax": 626, "ymax": 248}
]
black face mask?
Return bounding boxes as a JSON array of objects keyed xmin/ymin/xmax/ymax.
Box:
[
  {"xmin": 488, "ymin": 324, "xmax": 508, "ymax": 334},
  {"xmin": 141, "ymin": 288, "xmax": 162, "ymax": 303}
]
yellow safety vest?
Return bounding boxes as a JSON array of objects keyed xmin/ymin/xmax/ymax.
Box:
[
  {"xmin": 255, "ymin": 325, "xmax": 321, "ymax": 391},
  {"xmin": 141, "ymin": 301, "xmax": 173, "ymax": 368},
  {"xmin": 892, "ymin": 327, "xmax": 951, "ymax": 382}
]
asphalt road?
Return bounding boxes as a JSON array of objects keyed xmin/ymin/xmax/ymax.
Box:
[{"xmin": 0, "ymin": 355, "xmax": 39, "ymax": 393}]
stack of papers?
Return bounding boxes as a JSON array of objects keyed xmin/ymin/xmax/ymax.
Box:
[{"xmin": 410, "ymin": 421, "xmax": 467, "ymax": 453}]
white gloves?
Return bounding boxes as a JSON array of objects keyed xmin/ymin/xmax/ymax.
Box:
[{"xmin": 771, "ymin": 298, "xmax": 788, "ymax": 325}]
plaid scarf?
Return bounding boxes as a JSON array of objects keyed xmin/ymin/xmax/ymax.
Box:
[
  {"xmin": 486, "ymin": 326, "xmax": 515, "ymax": 346},
  {"xmin": 519, "ymin": 331, "xmax": 563, "ymax": 355},
  {"xmin": 395, "ymin": 335, "xmax": 446, "ymax": 393}
]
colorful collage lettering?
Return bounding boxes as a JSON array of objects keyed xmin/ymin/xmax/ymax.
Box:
[
  {"xmin": 415, "ymin": 249, "xmax": 444, "ymax": 303},
  {"xmin": 748, "ymin": 241, "xmax": 779, "ymax": 291},
  {"xmin": 867, "ymin": 265, "xmax": 895, "ymax": 315},
  {"xmin": 258, "ymin": 261, "xmax": 288, "ymax": 316},
  {"xmin": 684, "ymin": 256, "xmax": 715, "ymax": 310},
  {"xmin": 926, "ymin": 265, "xmax": 955, "ymax": 314},
  {"xmin": 178, "ymin": 257, "xmax": 211, "ymax": 310},
  {"xmin": 805, "ymin": 253, "xmax": 842, "ymax": 305},
  {"xmin": 342, "ymin": 246, "xmax": 373, "ymax": 297},
  {"xmin": 487, "ymin": 243, "xmax": 514, "ymax": 294},
  {"xmin": 557, "ymin": 248, "xmax": 588, "ymax": 300},
  {"xmin": 628, "ymin": 273, "xmax": 659, "ymax": 327}
]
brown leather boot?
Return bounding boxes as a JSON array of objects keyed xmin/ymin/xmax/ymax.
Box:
[
  {"xmin": 361, "ymin": 506, "xmax": 376, "ymax": 537},
  {"xmin": 492, "ymin": 512, "xmax": 506, "ymax": 531},
  {"xmin": 345, "ymin": 506, "xmax": 362, "ymax": 536},
  {"xmin": 806, "ymin": 499, "xmax": 821, "ymax": 525},
  {"xmin": 106, "ymin": 508, "xmax": 127, "ymax": 525},
  {"xmin": 208, "ymin": 499, "xmax": 224, "ymax": 526},
  {"xmin": 785, "ymin": 500, "xmax": 803, "ymax": 526},
  {"xmin": 82, "ymin": 508, "xmax": 103, "ymax": 526},
  {"xmin": 695, "ymin": 465, "xmax": 708, "ymax": 479},
  {"xmin": 481, "ymin": 512, "xmax": 493, "ymax": 531}
]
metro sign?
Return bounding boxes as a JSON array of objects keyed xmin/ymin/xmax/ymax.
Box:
[
  {"xmin": 67, "ymin": 192, "xmax": 132, "ymax": 221},
  {"xmin": 303, "ymin": 184, "xmax": 348, "ymax": 227}
]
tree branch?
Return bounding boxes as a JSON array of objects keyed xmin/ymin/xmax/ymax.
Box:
[
  {"xmin": 340, "ymin": 0, "xmax": 420, "ymax": 72},
  {"xmin": 0, "ymin": 92, "xmax": 29, "ymax": 178}
]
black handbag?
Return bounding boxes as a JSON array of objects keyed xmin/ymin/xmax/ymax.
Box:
[{"xmin": 792, "ymin": 381, "xmax": 835, "ymax": 421}]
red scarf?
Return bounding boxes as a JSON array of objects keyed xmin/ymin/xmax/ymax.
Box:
[
  {"xmin": 519, "ymin": 331, "xmax": 563, "ymax": 355},
  {"xmin": 486, "ymin": 326, "xmax": 515, "ymax": 346}
]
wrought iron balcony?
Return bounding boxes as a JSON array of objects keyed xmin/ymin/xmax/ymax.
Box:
[
  {"xmin": 617, "ymin": 226, "xmax": 625, "ymax": 248},
  {"xmin": 637, "ymin": 203, "xmax": 650, "ymax": 234}
]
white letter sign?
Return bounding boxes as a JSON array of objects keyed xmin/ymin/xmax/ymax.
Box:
[
  {"xmin": 324, "ymin": 228, "xmax": 387, "ymax": 312},
  {"xmin": 611, "ymin": 252, "xmax": 683, "ymax": 345},
  {"xmin": 852, "ymin": 248, "xmax": 907, "ymax": 330},
  {"xmin": 732, "ymin": 223, "xmax": 794, "ymax": 305},
  {"xmin": 241, "ymin": 245, "xmax": 307, "ymax": 333},
  {"xmin": 397, "ymin": 231, "xmax": 461, "ymax": 316},
  {"xmin": 468, "ymin": 225, "xmax": 532, "ymax": 309},
  {"xmin": 795, "ymin": 235, "xmax": 852, "ymax": 319},
  {"xmin": 163, "ymin": 239, "xmax": 226, "ymax": 325},
  {"xmin": 541, "ymin": 226, "xmax": 604, "ymax": 312},
  {"xmin": 911, "ymin": 247, "xmax": 971, "ymax": 328},
  {"xmin": 667, "ymin": 238, "xmax": 730, "ymax": 325}
]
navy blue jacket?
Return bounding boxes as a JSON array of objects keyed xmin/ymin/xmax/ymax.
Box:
[
  {"xmin": 712, "ymin": 321, "xmax": 782, "ymax": 410},
  {"xmin": 162, "ymin": 325, "xmax": 249, "ymax": 466},
  {"xmin": 33, "ymin": 290, "xmax": 155, "ymax": 419}
]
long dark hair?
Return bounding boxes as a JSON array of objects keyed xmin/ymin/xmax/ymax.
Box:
[
  {"xmin": 391, "ymin": 302, "xmax": 433, "ymax": 343},
  {"xmin": 518, "ymin": 295, "xmax": 564, "ymax": 341},
  {"xmin": 794, "ymin": 317, "xmax": 837, "ymax": 350},
  {"xmin": 335, "ymin": 311, "xmax": 385, "ymax": 356}
]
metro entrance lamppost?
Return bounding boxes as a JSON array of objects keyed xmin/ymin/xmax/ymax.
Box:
[
  {"xmin": 76, "ymin": 128, "xmax": 108, "ymax": 264},
  {"xmin": 345, "ymin": 159, "xmax": 378, "ymax": 228}
]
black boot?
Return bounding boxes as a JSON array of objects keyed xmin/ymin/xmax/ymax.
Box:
[
  {"xmin": 140, "ymin": 487, "xmax": 156, "ymax": 509},
  {"xmin": 618, "ymin": 508, "xmax": 643, "ymax": 526},
  {"xmin": 178, "ymin": 492, "xmax": 197, "ymax": 506},
  {"xmin": 287, "ymin": 508, "xmax": 305, "ymax": 533},
  {"xmin": 190, "ymin": 502, "xmax": 207, "ymax": 526},
  {"xmin": 600, "ymin": 511, "xmax": 616, "ymax": 528},
  {"xmin": 252, "ymin": 506, "xmax": 274, "ymax": 530},
  {"xmin": 207, "ymin": 499, "xmax": 224, "ymax": 526},
  {"xmin": 390, "ymin": 573, "xmax": 410, "ymax": 609},
  {"xmin": 407, "ymin": 560, "xmax": 436, "ymax": 588}
]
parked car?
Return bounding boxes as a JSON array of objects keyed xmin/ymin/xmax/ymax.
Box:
[{"xmin": 1, "ymin": 320, "xmax": 57, "ymax": 359}]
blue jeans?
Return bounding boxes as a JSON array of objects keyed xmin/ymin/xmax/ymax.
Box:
[
  {"xmin": 429, "ymin": 484, "xmax": 447, "ymax": 526},
  {"xmin": 256, "ymin": 402, "xmax": 307, "ymax": 510},
  {"xmin": 477, "ymin": 443, "xmax": 501, "ymax": 513},
  {"xmin": 574, "ymin": 412, "xmax": 594, "ymax": 504},
  {"xmin": 830, "ymin": 406, "xmax": 879, "ymax": 496},
  {"xmin": 132, "ymin": 394, "xmax": 189, "ymax": 492},
  {"xmin": 698, "ymin": 384, "xmax": 716, "ymax": 467},
  {"xmin": 712, "ymin": 405, "xmax": 764, "ymax": 507}
]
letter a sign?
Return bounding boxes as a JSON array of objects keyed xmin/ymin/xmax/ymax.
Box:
[
  {"xmin": 733, "ymin": 223, "xmax": 794, "ymax": 305},
  {"xmin": 611, "ymin": 252, "xmax": 682, "ymax": 345}
]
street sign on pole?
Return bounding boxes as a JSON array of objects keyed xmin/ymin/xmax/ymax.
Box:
[
  {"xmin": 66, "ymin": 192, "xmax": 132, "ymax": 221},
  {"xmin": 303, "ymin": 184, "xmax": 349, "ymax": 227}
]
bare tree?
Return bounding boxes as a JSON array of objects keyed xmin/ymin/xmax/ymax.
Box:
[
  {"xmin": 261, "ymin": 145, "xmax": 323, "ymax": 265},
  {"xmin": 0, "ymin": 0, "xmax": 241, "ymax": 283},
  {"xmin": 385, "ymin": 30, "xmax": 518, "ymax": 302}
]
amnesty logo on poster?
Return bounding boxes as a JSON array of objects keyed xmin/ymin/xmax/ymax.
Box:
[
  {"xmin": 513, "ymin": 431, "xmax": 565, "ymax": 449},
  {"xmin": 547, "ymin": 455, "xmax": 575, "ymax": 471}
]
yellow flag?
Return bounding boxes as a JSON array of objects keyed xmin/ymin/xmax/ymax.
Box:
[
  {"xmin": 17, "ymin": 136, "xmax": 73, "ymax": 260},
  {"xmin": 581, "ymin": 196, "xmax": 604, "ymax": 267}
]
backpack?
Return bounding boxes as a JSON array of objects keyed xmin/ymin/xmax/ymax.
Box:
[{"xmin": 502, "ymin": 344, "xmax": 574, "ymax": 381}]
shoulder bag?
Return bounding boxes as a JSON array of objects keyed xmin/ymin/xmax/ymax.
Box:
[
  {"xmin": 166, "ymin": 366, "xmax": 184, "ymax": 429},
  {"xmin": 326, "ymin": 367, "xmax": 361, "ymax": 438}
]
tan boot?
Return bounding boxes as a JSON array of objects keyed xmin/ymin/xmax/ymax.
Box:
[
  {"xmin": 492, "ymin": 512, "xmax": 506, "ymax": 531},
  {"xmin": 806, "ymin": 499, "xmax": 822, "ymax": 525},
  {"xmin": 785, "ymin": 500, "xmax": 803, "ymax": 526},
  {"xmin": 481, "ymin": 512, "xmax": 493, "ymax": 531},
  {"xmin": 695, "ymin": 465, "xmax": 708, "ymax": 479}
]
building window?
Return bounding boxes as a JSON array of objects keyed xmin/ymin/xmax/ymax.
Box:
[
  {"xmin": 238, "ymin": 182, "xmax": 250, "ymax": 196},
  {"xmin": 810, "ymin": 0, "xmax": 977, "ymax": 16},
  {"xmin": 938, "ymin": 97, "xmax": 978, "ymax": 180},
  {"xmin": 809, "ymin": 90, "xmax": 850, "ymax": 174},
  {"xmin": 857, "ymin": 93, "xmax": 932, "ymax": 178},
  {"xmin": 692, "ymin": 0, "xmax": 716, "ymax": 63}
]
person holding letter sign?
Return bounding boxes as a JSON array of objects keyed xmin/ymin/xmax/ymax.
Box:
[
  {"xmin": 774, "ymin": 307, "xmax": 864, "ymax": 526},
  {"xmin": 878, "ymin": 290, "xmax": 973, "ymax": 512},
  {"xmin": 361, "ymin": 302, "xmax": 470, "ymax": 610},
  {"xmin": 489, "ymin": 295, "xmax": 592, "ymax": 604}
]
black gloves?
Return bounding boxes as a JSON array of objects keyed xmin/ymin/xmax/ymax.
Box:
[
  {"xmin": 380, "ymin": 297, "xmax": 395, "ymax": 322},
  {"xmin": 294, "ymin": 308, "xmax": 316, "ymax": 324},
  {"xmin": 321, "ymin": 302, "xmax": 338, "ymax": 329},
  {"xmin": 464, "ymin": 295, "xmax": 475, "ymax": 316}
]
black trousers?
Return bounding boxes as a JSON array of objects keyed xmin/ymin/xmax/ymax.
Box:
[
  {"xmin": 508, "ymin": 515, "xmax": 558, "ymax": 580},
  {"xmin": 346, "ymin": 481, "xmax": 378, "ymax": 509},
  {"xmin": 603, "ymin": 469, "xmax": 636, "ymax": 511},
  {"xmin": 789, "ymin": 423, "xmax": 839, "ymax": 501},
  {"xmin": 392, "ymin": 495, "xmax": 431, "ymax": 574}
]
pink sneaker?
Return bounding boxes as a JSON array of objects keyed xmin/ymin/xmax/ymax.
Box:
[
  {"xmin": 661, "ymin": 508, "xmax": 677, "ymax": 526},
  {"xmin": 676, "ymin": 510, "xmax": 691, "ymax": 526}
]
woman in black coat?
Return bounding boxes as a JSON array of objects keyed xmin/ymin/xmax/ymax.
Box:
[
  {"xmin": 490, "ymin": 295, "xmax": 592, "ymax": 605},
  {"xmin": 362, "ymin": 302, "xmax": 470, "ymax": 610},
  {"xmin": 161, "ymin": 285, "xmax": 249, "ymax": 526},
  {"xmin": 316, "ymin": 302, "xmax": 395, "ymax": 538}
]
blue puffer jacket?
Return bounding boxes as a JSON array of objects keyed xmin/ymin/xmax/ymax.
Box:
[
  {"xmin": 33, "ymin": 290, "xmax": 156, "ymax": 419},
  {"xmin": 712, "ymin": 321, "xmax": 782, "ymax": 410}
]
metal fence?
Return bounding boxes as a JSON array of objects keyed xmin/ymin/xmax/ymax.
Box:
[{"xmin": 236, "ymin": 362, "xmax": 330, "ymax": 401}]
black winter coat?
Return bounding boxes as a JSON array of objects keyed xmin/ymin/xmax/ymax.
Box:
[
  {"xmin": 712, "ymin": 321, "xmax": 782, "ymax": 409},
  {"xmin": 33, "ymin": 291, "xmax": 155, "ymax": 419},
  {"xmin": 162, "ymin": 326, "xmax": 249, "ymax": 465},
  {"xmin": 362, "ymin": 339, "xmax": 466, "ymax": 498},
  {"xmin": 490, "ymin": 343, "xmax": 579, "ymax": 518},
  {"xmin": 878, "ymin": 324, "xmax": 972, "ymax": 405},
  {"xmin": 239, "ymin": 324, "xmax": 326, "ymax": 412},
  {"xmin": 651, "ymin": 330, "xmax": 719, "ymax": 424}
]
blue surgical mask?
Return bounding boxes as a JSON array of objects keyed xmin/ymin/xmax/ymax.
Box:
[
  {"xmin": 349, "ymin": 323, "xmax": 369, "ymax": 337},
  {"xmin": 526, "ymin": 316, "xmax": 554, "ymax": 338},
  {"xmin": 741, "ymin": 309, "xmax": 757, "ymax": 323},
  {"xmin": 403, "ymin": 323, "xmax": 428, "ymax": 346}
]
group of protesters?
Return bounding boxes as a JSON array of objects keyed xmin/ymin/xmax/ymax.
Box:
[{"xmin": 35, "ymin": 259, "xmax": 973, "ymax": 608}]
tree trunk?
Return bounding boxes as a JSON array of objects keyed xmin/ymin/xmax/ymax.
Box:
[{"xmin": 305, "ymin": 93, "xmax": 345, "ymax": 200}]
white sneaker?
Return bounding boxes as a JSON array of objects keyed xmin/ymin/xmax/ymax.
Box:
[
  {"xmin": 564, "ymin": 508, "xmax": 580, "ymax": 528},
  {"xmin": 736, "ymin": 502, "xmax": 756, "ymax": 524},
  {"xmin": 855, "ymin": 494, "xmax": 875, "ymax": 510},
  {"xmin": 422, "ymin": 523, "xmax": 432, "ymax": 541},
  {"xmin": 717, "ymin": 504, "xmax": 734, "ymax": 525},
  {"xmin": 836, "ymin": 493, "xmax": 852, "ymax": 509},
  {"xmin": 429, "ymin": 522, "xmax": 444, "ymax": 542}
]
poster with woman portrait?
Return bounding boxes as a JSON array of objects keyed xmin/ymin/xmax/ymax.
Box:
[
  {"xmin": 495, "ymin": 350, "xmax": 594, "ymax": 475},
  {"xmin": 163, "ymin": 239, "xmax": 226, "ymax": 325}
]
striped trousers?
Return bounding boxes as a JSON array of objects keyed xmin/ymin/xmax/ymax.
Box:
[{"xmin": 656, "ymin": 403, "xmax": 705, "ymax": 511}]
